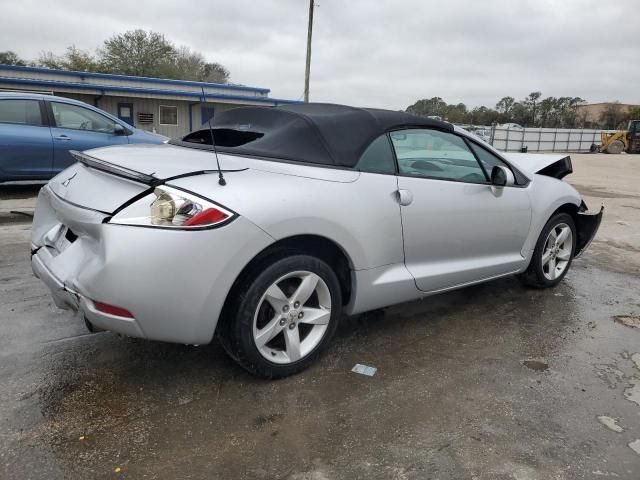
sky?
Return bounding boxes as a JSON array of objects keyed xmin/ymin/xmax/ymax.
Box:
[{"xmin": 1, "ymin": 0, "xmax": 638, "ymax": 110}]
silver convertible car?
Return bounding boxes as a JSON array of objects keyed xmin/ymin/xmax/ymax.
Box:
[{"xmin": 31, "ymin": 104, "xmax": 602, "ymax": 378}]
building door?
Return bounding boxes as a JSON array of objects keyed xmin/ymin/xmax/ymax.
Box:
[{"xmin": 117, "ymin": 103, "xmax": 134, "ymax": 126}]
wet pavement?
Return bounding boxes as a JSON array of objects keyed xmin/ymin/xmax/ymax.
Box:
[{"xmin": 1, "ymin": 154, "xmax": 640, "ymax": 479}]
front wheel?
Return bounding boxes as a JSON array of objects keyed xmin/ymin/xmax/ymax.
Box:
[
  {"xmin": 520, "ymin": 212, "xmax": 576, "ymax": 288},
  {"xmin": 219, "ymin": 254, "xmax": 342, "ymax": 379}
]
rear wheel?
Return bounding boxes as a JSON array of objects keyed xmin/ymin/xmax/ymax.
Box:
[
  {"xmin": 520, "ymin": 213, "xmax": 576, "ymax": 288},
  {"xmin": 220, "ymin": 255, "xmax": 342, "ymax": 379},
  {"xmin": 605, "ymin": 139, "xmax": 625, "ymax": 154}
]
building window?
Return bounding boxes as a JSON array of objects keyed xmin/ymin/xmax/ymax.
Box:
[{"xmin": 159, "ymin": 105, "xmax": 178, "ymax": 125}]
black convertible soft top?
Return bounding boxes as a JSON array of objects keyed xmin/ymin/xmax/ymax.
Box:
[{"xmin": 173, "ymin": 103, "xmax": 454, "ymax": 168}]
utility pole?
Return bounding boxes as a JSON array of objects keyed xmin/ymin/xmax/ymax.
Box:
[{"xmin": 304, "ymin": 0, "xmax": 314, "ymax": 102}]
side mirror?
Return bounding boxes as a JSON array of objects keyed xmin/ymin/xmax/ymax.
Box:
[
  {"xmin": 491, "ymin": 165, "xmax": 509, "ymax": 186},
  {"xmin": 113, "ymin": 124, "xmax": 126, "ymax": 135}
]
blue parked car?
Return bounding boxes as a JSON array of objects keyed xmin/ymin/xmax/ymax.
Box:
[{"xmin": 0, "ymin": 93, "xmax": 166, "ymax": 182}]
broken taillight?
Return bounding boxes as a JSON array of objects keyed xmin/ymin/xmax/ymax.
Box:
[{"xmin": 93, "ymin": 301, "xmax": 134, "ymax": 318}]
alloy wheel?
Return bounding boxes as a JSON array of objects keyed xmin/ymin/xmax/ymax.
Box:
[
  {"xmin": 252, "ymin": 270, "xmax": 332, "ymax": 364},
  {"xmin": 541, "ymin": 222, "xmax": 573, "ymax": 281}
]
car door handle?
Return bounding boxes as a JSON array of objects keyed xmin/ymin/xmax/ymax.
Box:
[
  {"xmin": 54, "ymin": 135, "xmax": 72, "ymax": 141},
  {"xmin": 396, "ymin": 189, "xmax": 413, "ymax": 206}
]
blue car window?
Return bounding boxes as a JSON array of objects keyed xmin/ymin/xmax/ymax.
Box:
[
  {"xmin": 0, "ymin": 99, "xmax": 44, "ymax": 126},
  {"xmin": 51, "ymin": 102, "xmax": 116, "ymax": 134}
]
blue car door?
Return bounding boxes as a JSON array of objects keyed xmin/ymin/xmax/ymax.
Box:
[
  {"xmin": 0, "ymin": 98, "xmax": 53, "ymax": 180},
  {"xmin": 48, "ymin": 101, "xmax": 128, "ymax": 172}
]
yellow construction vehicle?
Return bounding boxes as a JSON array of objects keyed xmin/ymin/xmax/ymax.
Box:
[{"xmin": 600, "ymin": 120, "xmax": 640, "ymax": 154}]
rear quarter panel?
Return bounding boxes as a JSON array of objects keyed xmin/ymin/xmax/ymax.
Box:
[{"xmin": 169, "ymin": 164, "xmax": 405, "ymax": 271}]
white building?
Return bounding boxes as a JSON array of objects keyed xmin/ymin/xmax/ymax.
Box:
[{"xmin": 0, "ymin": 64, "xmax": 295, "ymax": 137}]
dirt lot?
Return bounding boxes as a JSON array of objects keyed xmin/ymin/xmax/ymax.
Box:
[{"xmin": 1, "ymin": 153, "xmax": 639, "ymax": 479}]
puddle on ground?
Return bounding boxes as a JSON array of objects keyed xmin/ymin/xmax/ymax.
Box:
[
  {"xmin": 624, "ymin": 379, "xmax": 640, "ymax": 407},
  {"xmin": 613, "ymin": 315, "xmax": 640, "ymax": 328},
  {"xmin": 594, "ymin": 364, "xmax": 625, "ymax": 389},
  {"xmin": 522, "ymin": 360, "xmax": 549, "ymax": 372},
  {"xmin": 597, "ymin": 416, "xmax": 624, "ymax": 433}
]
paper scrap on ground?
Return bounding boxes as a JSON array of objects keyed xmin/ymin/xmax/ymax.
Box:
[
  {"xmin": 631, "ymin": 353, "xmax": 640, "ymax": 371},
  {"xmin": 597, "ymin": 416, "xmax": 624, "ymax": 433},
  {"xmin": 628, "ymin": 439, "xmax": 640, "ymax": 455},
  {"xmin": 352, "ymin": 364, "xmax": 377, "ymax": 376},
  {"xmin": 624, "ymin": 379, "xmax": 640, "ymax": 407}
]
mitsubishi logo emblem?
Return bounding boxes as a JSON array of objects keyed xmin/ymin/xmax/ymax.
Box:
[{"xmin": 62, "ymin": 172, "xmax": 77, "ymax": 187}]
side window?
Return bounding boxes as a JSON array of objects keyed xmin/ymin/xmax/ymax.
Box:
[
  {"xmin": 0, "ymin": 100, "xmax": 44, "ymax": 126},
  {"xmin": 390, "ymin": 129, "xmax": 487, "ymax": 184},
  {"xmin": 51, "ymin": 102, "xmax": 116, "ymax": 133},
  {"xmin": 356, "ymin": 134, "xmax": 396, "ymax": 174},
  {"xmin": 468, "ymin": 142, "xmax": 509, "ymax": 175}
]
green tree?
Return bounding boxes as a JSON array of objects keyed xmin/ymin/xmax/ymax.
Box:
[
  {"xmin": 524, "ymin": 91, "xmax": 542, "ymax": 126},
  {"xmin": 470, "ymin": 106, "xmax": 499, "ymax": 126},
  {"xmin": 199, "ymin": 62, "xmax": 230, "ymax": 84},
  {"xmin": 406, "ymin": 97, "xmax": 449, "ymax": 117},
  {"xmin": 0, "ymin": 51, "xmax": 27, "ymax": 66},
  {"xmin": 537, "ymin": 97, "xmax": 556, "ymax": 127},
  {"xmin": 627, "ymin": 107, "xmax": 640, "ymax": 124},
  {"xmin": 99, "ymin": 29, "xmax": 177, "ymax": 77},
  {"xmin": 495, "ymin": 96, "xmax": 515, "ymax": 115},
  {"xmin": 444, "ymin": 102, "xmax": 468, "ymax": 123}
]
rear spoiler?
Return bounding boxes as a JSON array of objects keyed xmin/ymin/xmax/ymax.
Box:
[
  {"xmin": 70, "ymin": 150, "xmax": 242, "ymax": 186},
  {"xmin": 70, "ymin": 151, "xmax": 157, "ymax": 186}
]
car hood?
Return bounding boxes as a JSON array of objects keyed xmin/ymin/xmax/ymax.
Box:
[{"xmin": 503, "ymin": 153, "xmax": 573, "ymax": 179}]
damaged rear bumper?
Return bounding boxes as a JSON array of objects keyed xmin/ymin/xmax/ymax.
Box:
[
  {"xmin": 30, "ymin": 184, "xmax": 274, "ymax": 345},
  {"xmin": 575, "ymin": 203, "xmax": 604, "ymax": 258}
]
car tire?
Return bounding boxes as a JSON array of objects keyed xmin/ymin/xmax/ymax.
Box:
[
  {"xmin": 219, "ymin": 254, "xmax": 342, "ymax": 379},
  {"xmin": 520, "ymin": 212, "xmax": 576, "ymax": 289}
]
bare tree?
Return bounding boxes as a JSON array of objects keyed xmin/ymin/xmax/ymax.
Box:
[
  {"xmin": 599, "ymin": 102, "xmax": 624, "ymax": 129},
  {"xmin": 168, "ymin": 47, "xmax": 229, "ymax": 83},
  {"xmin": 38, "ymin": 46, "xmax": 99, "ymax": 72}
]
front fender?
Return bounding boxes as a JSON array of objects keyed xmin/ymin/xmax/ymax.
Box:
[{"xmin": 521, "ymin": 176, "xmax": 582, "ymax": 261}]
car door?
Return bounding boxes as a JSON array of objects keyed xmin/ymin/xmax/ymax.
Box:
[
  {"xmin": 391, "ymin": 128, "xmax": 532, "ymax": 293},
  {"xmin": 0, "ymin": 98, "xmax": 53, "ymax": 179},
  {"xmin": 48, "ymin": 101, "xmax": 128, "ymax": 172}
]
